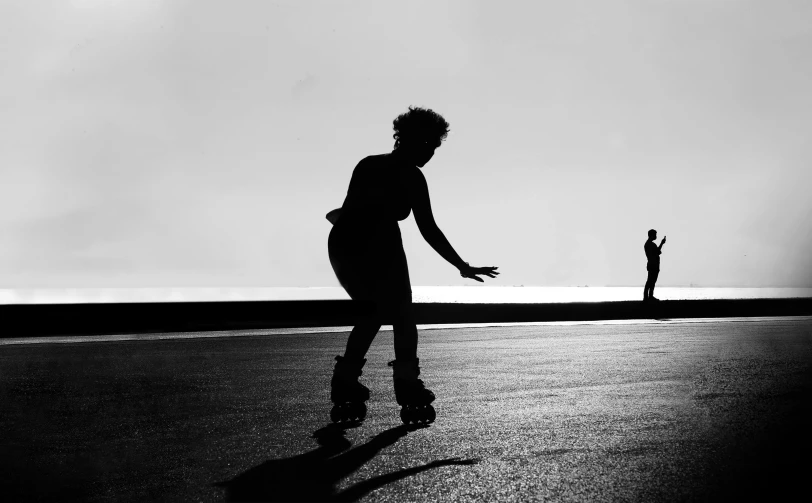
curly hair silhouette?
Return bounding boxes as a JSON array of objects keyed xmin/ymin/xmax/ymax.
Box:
[{"xmin": 392, "ymin": 106, "xmax": 450, "ymax": 148}]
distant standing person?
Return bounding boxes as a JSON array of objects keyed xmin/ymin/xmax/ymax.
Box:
[
  {"xmin": 644, "ymin": 229, "xmax": 666, "ymax": 301},
  {"xmin": 326, "ymin": 106, "xmax": 499, "ymax": 424}
]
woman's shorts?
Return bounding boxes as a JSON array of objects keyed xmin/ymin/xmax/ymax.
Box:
[{"xmin": 328, "ymin": 221, "xmax": 412, "ymax": 305}]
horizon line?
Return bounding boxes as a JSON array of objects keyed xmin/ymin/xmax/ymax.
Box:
[{"xmin": 1, "ymin": 285, "xmax": 811, "ymax": 290}]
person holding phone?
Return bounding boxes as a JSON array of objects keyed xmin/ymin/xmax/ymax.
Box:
[{"xmin": 644, "ymin": 229, "xmax": 666, "ymax": 302}]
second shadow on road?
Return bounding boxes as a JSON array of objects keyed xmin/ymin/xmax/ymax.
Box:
[{"xmin": 216, "ymin": 423, "xmax": 477, "ymax": 502}]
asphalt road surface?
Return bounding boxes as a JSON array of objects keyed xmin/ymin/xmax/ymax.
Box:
[{"xmin": 2, "ymin": 317, "xmax": 811, "ymax": 502}]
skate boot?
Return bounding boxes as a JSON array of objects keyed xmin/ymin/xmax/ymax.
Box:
[
  {"xmin": 330, "ymin": 356, "xmax": 370, "ymax": 423},
  {"xmin": 389, "ymin": 358, "xmax": 436, "ymax": 425}
]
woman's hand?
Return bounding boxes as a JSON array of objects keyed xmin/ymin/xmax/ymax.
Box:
[{"xmin": 459, "ymin": 263, "xmax": 500, "ymax": 282}]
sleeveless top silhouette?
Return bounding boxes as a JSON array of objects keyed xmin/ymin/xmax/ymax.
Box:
[
  {"xmin": 644, "ymin": 240, "xmax": 660, "ymax": 272},
  {"xmin": 339, "ymin": 155, "xmax": 412, "ymax": 223},
  {"xmin": 328, "ymin": 155, "xmax": 413, "ymax": 303}
]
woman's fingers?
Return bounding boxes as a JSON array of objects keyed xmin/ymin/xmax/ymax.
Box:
[
  {"xmin": 463, "ymin": 271, "xmax": 484, "ymax": 281},
  {"xmin": 461, "ymin": 265, "xmax": 499, "ymax": 282},
  {"xmin": 474, "ymin": 266, "xmax": 499, "ymax": 277}
]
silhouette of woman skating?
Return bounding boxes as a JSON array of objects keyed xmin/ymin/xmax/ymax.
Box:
[{"xmin": 326, "ymin": 106, "xmax": 499, "ymax": 423}]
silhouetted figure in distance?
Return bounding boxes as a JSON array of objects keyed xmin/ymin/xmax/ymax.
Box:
[
  {"xmin": 644, "ymin": 229, "xmax": 666, "ymax": 301},
  {"xmin": 326, "ymin": 106, "xmax": 499, "ymax": 422}
]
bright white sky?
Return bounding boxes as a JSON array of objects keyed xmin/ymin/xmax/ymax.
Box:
[{"xmin": 1, "ymin": 0, "xmax": 810, "ymax": 288}]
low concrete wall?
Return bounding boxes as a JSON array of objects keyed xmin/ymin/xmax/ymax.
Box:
[{"xmin": 1, "ymin": 298, "xmax": 810, "ymax": 338}]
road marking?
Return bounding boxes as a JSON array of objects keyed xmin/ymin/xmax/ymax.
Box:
[{"xmin": 1, "ymin": 316, "xmax": 809, "ymax": 346}]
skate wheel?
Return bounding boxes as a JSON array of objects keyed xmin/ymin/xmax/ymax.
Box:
[
  {"xmin": 330, "ymin": 405, "xmax": 343, "ymax": 423},
  {"xmin": 330, "ymin": 402, "xmax": 367, "ymax": 423},
  {"xmin": 400, "ymin": 405, "xmax": 436, "ymax": 425},
  {"xmin": 351, "ymin": 402, "xmax": 367, "ymax": 421}
]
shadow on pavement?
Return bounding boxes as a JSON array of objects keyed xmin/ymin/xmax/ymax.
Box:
[
  {"xmin": 216, "ymin": 423, "xmax": 478, "ymax": 502},
  {"xmin": 702, "ymin": 370, "xmax": 812, "ymax": 501}
]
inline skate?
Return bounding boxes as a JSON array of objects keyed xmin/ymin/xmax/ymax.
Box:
[
  {"xmin": 330, "ymin": 355, "xmax": 369, "ymax": 423},
  {"xmin": 389, "ymin": 358, "xmax": 436, "ymax": 425}
]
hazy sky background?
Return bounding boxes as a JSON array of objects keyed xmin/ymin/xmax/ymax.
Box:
[{"xmin": 2, "ymin": 0, "xmax": 810, "ymax": 289}]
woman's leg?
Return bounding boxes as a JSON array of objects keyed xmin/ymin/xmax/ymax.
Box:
[
  {"xmin": 379, "ymin": 235, "xmax": 434, "ymax": 417},
  {"xmin": 391, "ymin": 301, "xmax": 418, "ymax": 361},
  {"xmin": 329, "ymin": 226, "xmax": 381, "ymax": 360},
  {"xmin": 327, "ymin": 257, "xmax": 377, "ymax": 412},
  {"xmin": 388, "ymin": 300, "xmax": 435, "ymax": 415},
  {"xmin": 344, "ymin": 320, "xmax": 382, "ymax": 360},
  {"xmin": 342, "ymin": 300, "xmax": 415, "ymax": 361}
]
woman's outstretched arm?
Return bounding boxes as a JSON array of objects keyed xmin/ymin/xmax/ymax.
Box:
[
  {"xmin": 410, "ymin": 169, "xmax": 499, "ymax": 282},
  {"xmin": 410, "ymin": 168, "xmax": 467, "ymax": 269}
]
